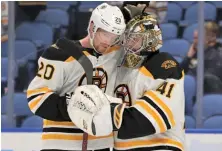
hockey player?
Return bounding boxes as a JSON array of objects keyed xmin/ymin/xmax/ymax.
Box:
[
  {"xmin": 26, "ymin": 3, "xmax": 126, "ymax": 151},
  {"xmin": 67, "ymin": 11, "xmax": 185, "ymax": 151}
]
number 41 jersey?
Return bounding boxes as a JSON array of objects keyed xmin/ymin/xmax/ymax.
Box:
[{"xmin": 113, "ymin": 52, "xmax": 186, "ymax": 151}]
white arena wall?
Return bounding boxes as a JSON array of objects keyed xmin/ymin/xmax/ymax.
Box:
[{"xmin": 1, "ymin": 129, "xmax": 222, "ymax": 151}]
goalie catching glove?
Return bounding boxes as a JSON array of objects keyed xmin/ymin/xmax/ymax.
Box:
[{"xmin": 67, "ymin": 85, "xmax": 124, "ymax": 136}]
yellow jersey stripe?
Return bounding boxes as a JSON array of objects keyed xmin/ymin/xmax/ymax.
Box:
[
  {"xmin": 114, "ymin": 106, "xmax": 120, "ymax": 128},
  {"xmin": 139, "ymin": 66, "xmax": 154, "ymax": 79},
  {"xmin": 27, "ymin": 87, "xmax": 52, "ymax": 98},
  {"xmin": 65, "ymin": 56, "xmax": 75, "ymax": 62},
  {"xmin": 83, "ymin": 51, "xmax": 91, "ymax": 56},
  {"xmin": 43, "ymin": 120, "xmax": 75, "ymax": 127},
  {"xmin": 115, "ymin": 138, "xmax": 183, "ymax": 150},
  {"xmin": 145, "ymin": 91, "xmax": 175, "ymax": 127},
  {"xmin": 42, "ymin": 133, "xmax": 113, "ymax": 140},
  {"xmin": 135, "ymin": 100, "xmax": 166, "ymax": 132},
  {"xmin": 28, "ymin": 94, "xmax": 44, "ymax": 110}
]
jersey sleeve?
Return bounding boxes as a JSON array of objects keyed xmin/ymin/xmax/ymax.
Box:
[
  {"xmin": 27, "ymin": 44, "xmax": 74, "ymax": 121},
  {"xmin": 111, "ymin": 52, "xmax": 184, "ymax": 139}
]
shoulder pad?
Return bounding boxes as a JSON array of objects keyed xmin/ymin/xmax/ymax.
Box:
[
  {"xmin": 141, "ymin": 52, "xmax": 183, "ymax": 80},
  {"xmin": 41, "ymin": 44, "xmax": 71, "ymax": 62},
  {"xmin": 41, "ymin": 41, "xmax": 87, "ymax": 62}
]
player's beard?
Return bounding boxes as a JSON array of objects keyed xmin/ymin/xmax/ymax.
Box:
[{"xmin": 95, "ymin": 44, "xmax": 110, "ymax": 54}]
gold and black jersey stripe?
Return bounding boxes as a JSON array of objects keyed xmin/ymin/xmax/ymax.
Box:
[
  {"xmin": 112, "ymin": 104, "xmax": 156, "ymax": 139},
  {"xmin": 27, "ymin": 87, "xmax": 71, "ymax": 121},
  {"xmin": 114, "ymin": 138, "xmax": 183, "ymax": 151},
  {"xmin": 139, "ymin": 95, "xmax": 171, "ymax": 130},
  {"xmin": 137, "ymin": 90, "xmax": 175, "ymax": 132},
  {"xmin": 42, "ymin": 120, "xmax": 113, "ymax": 141},
  {"xmin": 114, "ymin": 146, "xmax": 182, "ymax": 151},
  {"xmin": 111, "ymin": 90, "xmax": 175, "ymax": 139}
]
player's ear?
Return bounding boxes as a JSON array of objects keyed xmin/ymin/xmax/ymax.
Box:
[{"xmin": 89, "ymin": 21, "xmax": 94, "ymax": 38}]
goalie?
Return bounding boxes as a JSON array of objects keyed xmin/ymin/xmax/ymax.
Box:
[{"xmin": 68, "ymin": 9, "xmax": 185, "ymax": 151}]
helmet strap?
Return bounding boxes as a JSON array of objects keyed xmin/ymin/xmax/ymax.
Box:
[{"xmin": 88, "ymin": 23, "xmax": 102, "ymax": 54}]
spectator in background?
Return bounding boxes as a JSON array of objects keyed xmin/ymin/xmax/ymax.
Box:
[
  {"xmin": 180, "ymin": 21, "xmax": 222, "ymax": 94},
  {"xmin": 1, "ymin": 1, "xmax": 8, "ymax": 42}
]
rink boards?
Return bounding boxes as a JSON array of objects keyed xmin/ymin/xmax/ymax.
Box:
[{"xmin": 1, "ymin": 129, "xmax": 222, "ymax": 151}]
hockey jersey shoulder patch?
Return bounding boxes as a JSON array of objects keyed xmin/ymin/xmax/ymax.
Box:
[
  {"xmin": 141, "ymin": 52, "xmax": 183, "ymax": 80},
  {"xmin": 161, "ymin": 60, "xmax": 177, "ymax": 69}
]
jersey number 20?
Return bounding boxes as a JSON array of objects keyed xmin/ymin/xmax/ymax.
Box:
[{"xmin": 37, "ymin": 61, "xmax": 55, "ymax": 80}]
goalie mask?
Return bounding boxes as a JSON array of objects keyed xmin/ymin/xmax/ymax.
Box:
[{"xmin": 121, "ymin": 14, "xmax": 163, "ymax": 68}]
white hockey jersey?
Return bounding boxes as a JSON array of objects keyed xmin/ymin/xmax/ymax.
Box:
[
  {"xmin": 112, "ymin": 52, "xmax": 185, "ymax": 151},
  {"xmin": 27, "ymin": 41, "xmax": 122, "ymax": 150}
]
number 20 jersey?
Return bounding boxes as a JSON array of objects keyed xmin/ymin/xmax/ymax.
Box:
[
  {"xmin": 113, "ymin": 52, "xmax": 186, "ymax": 151},
  {"xmin": 27, "ymin": 42, "xmax": 122, "ymax": 150}
]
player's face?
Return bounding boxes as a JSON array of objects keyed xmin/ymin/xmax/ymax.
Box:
[
  {"xmin": 93, "ymin": 28, "xmax": 120, "ymax": 53},
  {"xmin": 193, "ymin": 30, "xmax": 215, "ymax": 48},
  {"xmin": 123, "ymin": 33, "xmax": 143, "ymax": 54}
]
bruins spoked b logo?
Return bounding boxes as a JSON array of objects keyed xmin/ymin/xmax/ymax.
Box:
[
  {"xmin": 114, "ymin": 84, "xmax": 132, "ymax": 106},
  {"xmin": 78, "ymin": 68, "xmax": 108, "ymax": 93}
]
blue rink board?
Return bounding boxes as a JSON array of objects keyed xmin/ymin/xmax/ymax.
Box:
[{"xmin": 1, "ymin": 128, "xmax": 222, "ymax": 134}]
